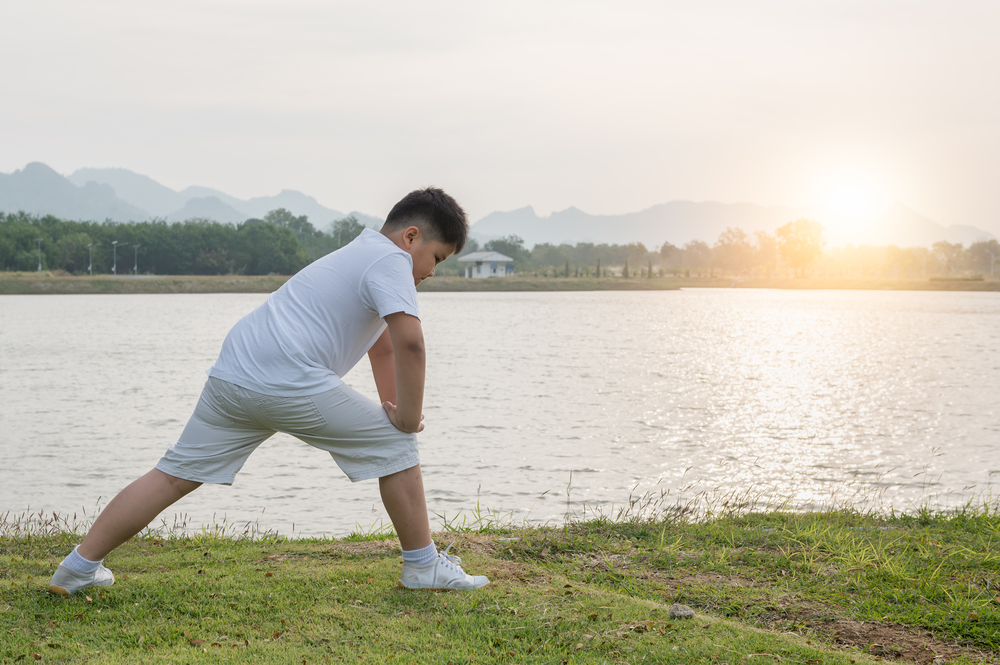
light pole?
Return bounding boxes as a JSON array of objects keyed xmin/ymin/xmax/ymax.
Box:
[
  {"xmin": 87, "ymin": 242, "xmax": 99, "ymax": 276},
  {"xmin": 133, "ymin": 244, "xmax": 141, "ymax": 275},
  {"xmin": 36, "ymin": 238, "xmax": 42, "ymax": 272},
  {"xmin": 112, "ymin": 241, "xmax": 128, "ymax": 275},
  {"xmin": 987, "ymin": 249, "xmax": 996, "ymax": 278}
]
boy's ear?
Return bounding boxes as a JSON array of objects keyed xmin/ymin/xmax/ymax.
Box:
[{"xmin": 402, "ymin": 225, "xmax": 421, "ymax": 248}]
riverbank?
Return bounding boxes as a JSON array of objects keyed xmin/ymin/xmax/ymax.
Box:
[
  {"xmin": 2, "ymin": 271, "xmax": 999, "ymax": 294},
  {"xmin": 2, "ymin": 507, "xmax": 996, "ymax": 664},
  {"xmin": 421, "ymin": 275, "xmax": 1000, "ymax": 292},
  {"xmin": 0, "ymin": 273, "xmax": 289, "ymax": 295}
]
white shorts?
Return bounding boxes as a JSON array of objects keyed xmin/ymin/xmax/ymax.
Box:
[{"xmin": 156, "ymin": 377, "xmax": 419, "ymax": 484}]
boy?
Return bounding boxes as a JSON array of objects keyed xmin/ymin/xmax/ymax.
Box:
[{"xmin": 49, "ymin": 187, "xmax": 489, "ymax": 594}]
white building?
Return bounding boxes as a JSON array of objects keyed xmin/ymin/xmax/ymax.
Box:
[{"xmin": 457, "ymin": 251, "xmax": 515, "ymax": 278}]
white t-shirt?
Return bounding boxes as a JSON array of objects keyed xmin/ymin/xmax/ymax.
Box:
[{"xmin": 208, "ymin": 229, "xmax": 420, "ymax": 396}]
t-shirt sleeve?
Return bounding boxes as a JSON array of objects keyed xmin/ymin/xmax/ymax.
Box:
[{"xmin": 359, "ymin": 253, "xmax": 421, "ymax": 320}]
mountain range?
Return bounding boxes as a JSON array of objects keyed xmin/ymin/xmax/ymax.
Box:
[
  {"xmin": 1, "ymin": 162, "xmax": 994, "ymax": 248},
  {"xmin": 0, "ymin": 162, "xmax": 382, "ymax": 231},
  {"xmin": 474, "ymin": 202, "xmax": 995, "ymax": 249}
]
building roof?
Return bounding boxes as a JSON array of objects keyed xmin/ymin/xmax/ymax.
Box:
[{"xmin": 457, "ymin": 251, "xmax": 514, "ymax": 263}]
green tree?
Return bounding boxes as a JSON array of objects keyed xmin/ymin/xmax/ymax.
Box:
[
  {"xmin": 683, "ymin": 240, "xmax": 711, "ymax": 274},
  {"xmin": 624, "ymin": 242, "xmax": 648, "ymax": 268},
  {"xmin": 484, "ymin": 235, "xmax": 527, "ymax": 262},
  {"xmin": 622, "ymin": 260, "xmax": 629, "ymax": 278},
  {"xmin": 932, "ymin": 241, "xmax": 965, "ymax": 274},
  {"xmin": 331, "ymin": 216, "xmax": 367, "ymax": 250},
  {"xmin": 775, "ymin": 218, "xmax": 825, "ymax": 276},
  {"xmin": 753, "ymin": 231, "xmax": 778, "ymax": 275},
  {"xmin": 264, "ymin": 209, "xmax": 317, "ymax": 240},
  {"xmin": 969, "ymin": 240, "xmax": 1000, "ymax": 276},
  {"xmin": 0, "ymin": 212, "xmax": 46, "ymax": 271},
  {"xmin": 57, "ymin": 232, "xmax": 92, "ymax": 273},
  {"xmin": 237, "ymin": 221, "xmax": 308, "ymax": 275},
  {"xmin": 596, "ymin": 258, "xmax": 601, "ymax": 278},
  {"xmin": 714, "ymin": 227, "xmax": 752, "ymax": 274},
  {"xmin": 530, "ymin": 243, "xmax": 566, "ymax": 268},
  {"xmin": 647, "ymin": 258, "xmax": 653, "ymax": 278}
]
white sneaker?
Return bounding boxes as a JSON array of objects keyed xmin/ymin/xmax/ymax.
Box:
[
  {"xmin": 399, "ymin": 544, "xmax": 489, "ymax": 590},
  {"xmin": 48, "ymin": 564, "xmax": 115, "ymax": 596}
]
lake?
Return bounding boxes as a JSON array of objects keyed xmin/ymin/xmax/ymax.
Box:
[{"xmin": 1, "ymin": 289, "xmax": 998, "ymax": 537}]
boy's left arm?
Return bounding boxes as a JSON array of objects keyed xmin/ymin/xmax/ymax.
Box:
[{"xmin": 368, "ymin": 327, "xmax": 396, "ymax": 404}]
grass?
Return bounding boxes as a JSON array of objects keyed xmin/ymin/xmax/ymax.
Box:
[
  {"xmin": 1, "ymin": 532, "xmax": 876, "ymax": 665},
  {"xmin": 0, "ymin": 272, "xmax": 289, "ymax": 295},
  {"xmin": 2, "ymin": 496, "xmax": 999, "ymax": 664},
  {"xmin": 512, "ymin": 507, "xmax": 1000, "ymax": 661}
]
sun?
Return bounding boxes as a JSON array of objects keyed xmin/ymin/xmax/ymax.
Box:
[
  {"xmin": 827, "ymin": 176, "xmax": 887, "ymax": 221},
  {"xmin": 811, "ymin": 166, "xmax": 892, "ymax": 241}
]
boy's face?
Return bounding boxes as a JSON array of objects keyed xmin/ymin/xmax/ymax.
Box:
[{"xmin": 403, "ymin": 227, "xmax": 457, "ymax": 286}]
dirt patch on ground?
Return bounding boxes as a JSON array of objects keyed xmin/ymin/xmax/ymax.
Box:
[
  {"xmin": 597, "ymin": 564, "xmax": 995, "ymax": 664},
  {"xmin": 320, "ymin": 541, "xmax": 399, "ymax": 558},
  {"xmin": 439, "ymin": 534, "xmax": 552, "ymax": 585},
  {"xmin": 773, "ymin": 605, "xmax": 996, "ymax": 665}
]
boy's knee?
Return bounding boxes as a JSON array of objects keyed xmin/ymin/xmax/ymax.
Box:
[{"xmin": 154, "ymin": 469, "xmax": 202, "ymax": 494}]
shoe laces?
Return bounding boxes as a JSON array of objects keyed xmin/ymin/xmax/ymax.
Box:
[{"xmin": 439, "ymin": 542, "xmax": 465, "ymax": 571}]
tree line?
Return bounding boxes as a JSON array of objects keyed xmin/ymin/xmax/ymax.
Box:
[
  {"xmin": 0, "ymin": 210, "xmax": 367, "ymax": 275},
  {"xmin": 4, "ymin": 210, "xmax": 997, "ymax": 279},
  {"xmin": 452, "ymin": 219, "xmax": 999, "ymax": 279}
]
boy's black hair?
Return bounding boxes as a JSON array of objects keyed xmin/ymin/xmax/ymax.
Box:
[{"xmin": 383, "ymin": 187, "xmax": 468, "ymax": 252}]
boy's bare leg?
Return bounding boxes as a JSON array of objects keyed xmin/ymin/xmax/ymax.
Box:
[
  {"xmin": 382, "ymin": 464, "xmax": 489, "ymax": 589},
  {"xmin": 77, "ymin": 469, "xmax": 201, "ymax": 561},
  {"xmin": 378, "ymin": 464, "xmax": 432, "ymax": 551}
]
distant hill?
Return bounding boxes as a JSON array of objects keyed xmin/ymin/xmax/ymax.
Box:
[
  {"xmin": 6, "ymin": 162, "xmax": 994, "ymax": 248},
  {"xmin": 1, "ymin": 163, "xmax": 148, "ymax": 222},
  {"xmin": 3, "ymin": 163, "xmax": 380, "ymax": 230},
  {"xmin": 473, "ymin": 202, "xmax": 807, "ymax": 248},
  {"xmin": 848, "ymin": 202, "xmax": 995, "ymax": 247},
  {"xmin": 167, "ymin": 197, "xmax": 248, "ymax": 224},
  {"xmin": 67, "ymin": 167, "xmax": 186, "ymax": 217},
  {"xmin": 473, "ymin": 201, "xmax": 996, "ymax": 249},
  {"xmin": 69, "ymin": 167, "xmax": 355, "ymax": 226}
]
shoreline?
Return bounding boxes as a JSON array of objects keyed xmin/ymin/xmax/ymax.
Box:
[{"xmin": 1, "ymin": 272, "xmax": 998, "ymax": 294}]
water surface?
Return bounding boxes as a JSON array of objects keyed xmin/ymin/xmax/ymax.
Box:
[{"xmin": 1, "ymin": 289, "xmax": 997, "ymax": 536}]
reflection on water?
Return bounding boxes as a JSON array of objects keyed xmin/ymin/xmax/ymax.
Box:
[{"xmin": 1, "ymin": 289, "xmax": 998, "ymax": 536}]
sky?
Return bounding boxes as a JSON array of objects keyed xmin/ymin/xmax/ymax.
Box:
[{"xmin": 1, "ymin": 0, "xmax": 998, "ymax": 235}]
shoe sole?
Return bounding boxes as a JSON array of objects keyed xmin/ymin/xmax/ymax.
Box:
[
  {"xmin": 48, "ymin": 585, "xmax": 71, "ymax": 596},
  {"xmin": 397, "ymin": 580, "xmax": 490, "ymax": 590}
]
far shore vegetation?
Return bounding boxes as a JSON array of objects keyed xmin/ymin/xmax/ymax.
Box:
[
  {"xmin": 2, "ymin": 211, "xmax": 998, "ymax": 293},
  {"xmin": 2, "ymin": 272, "xmax": 999, "ymax": 295},
  {"xmin": 2, "ymin": 489, "xmax": 998, "ymax": 664}
]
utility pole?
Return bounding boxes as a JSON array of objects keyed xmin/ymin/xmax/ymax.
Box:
[
  {"xmin": 36, "ymin": 238, "xmax": 42, "ymax": 272},
  {"xmin": 133, "ymin": 244, "xmax": 141, "ymax": 275}
]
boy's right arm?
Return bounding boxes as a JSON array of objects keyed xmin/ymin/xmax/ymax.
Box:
[{"xmin": 382, "ymin": 312, "xmax": 425, "ymax": 433}]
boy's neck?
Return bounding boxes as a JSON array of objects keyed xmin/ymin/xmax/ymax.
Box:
[{"xmin": 381, "ymin": 226, "xmax": 421, "ymax": 253}]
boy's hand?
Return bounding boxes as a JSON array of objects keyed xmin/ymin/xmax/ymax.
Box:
[{"xmin": 382, "ymin": 401, "xmax": 425, "ymax": 433}]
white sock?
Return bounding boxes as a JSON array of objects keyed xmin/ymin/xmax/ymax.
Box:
[
  {"xmin": 61, "ymin": 546, "xmax": 102, "ymax": 575},
  {"xmin": 401, "ymin": 541, "xmax": 437, "ymax": 566}
]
